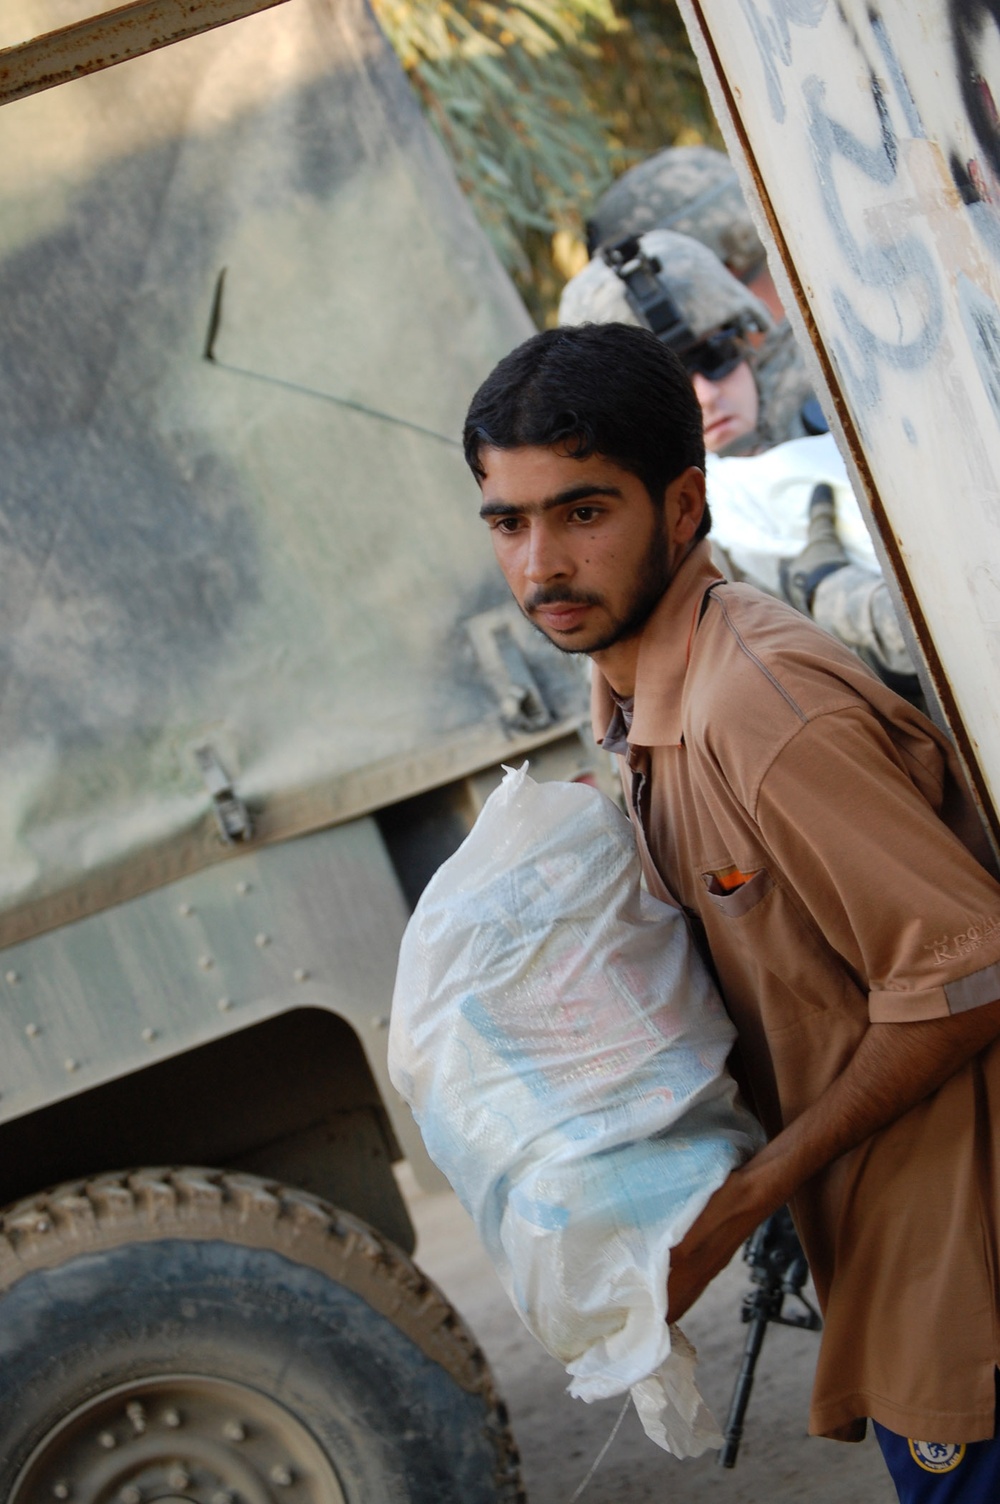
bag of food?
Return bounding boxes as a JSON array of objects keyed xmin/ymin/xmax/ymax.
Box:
[{"xmin": 388, "ymin": 764, "xmax": 762, "ymax": 1456}]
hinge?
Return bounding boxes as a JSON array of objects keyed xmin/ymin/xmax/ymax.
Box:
[
  {"xmin": 194, "ymin": 745, "xmax": 253, "ymax": 844},
  {"xmin": 466, "ymin": 607, "xmax": 553, "ymax": 735}
]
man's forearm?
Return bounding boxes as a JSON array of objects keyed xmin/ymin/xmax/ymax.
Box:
[
  {"xmin": 741, "ymin": 996, "xmax": 1000, "ymax": 1214},
  {"xmin": 666, "ymin": 997, "xmax": 1000, "ymax": 1321}
]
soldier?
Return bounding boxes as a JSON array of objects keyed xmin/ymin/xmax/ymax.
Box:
[
  {"xmin": 558, "ymin": 229, "xmax": 816, "ymax": 457},
  {"xmin": 558, "ymin": 227, "xmax": 920, "ymax": 696},
  {"xmin": 585, "ymin": 143, "xmax": 782, "ymax": 321}
]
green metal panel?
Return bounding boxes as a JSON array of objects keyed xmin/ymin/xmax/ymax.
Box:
[
  {"xmin": 0, "ymin": 0, "xmax": 585, "ymax": 949},
  {"xmin": 0, "ymin": 817, "xmax": 434, "ymax": 1176}
]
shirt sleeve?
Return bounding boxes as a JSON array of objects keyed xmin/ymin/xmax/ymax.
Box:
[{"xmin": 752, "ymin": 705, "xmax": 1000, "ymax": 1023}]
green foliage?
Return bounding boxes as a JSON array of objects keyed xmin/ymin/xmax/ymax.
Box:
[{"xmin": 373, "ymin": 0, "xmax": 721, "ymax": 323}]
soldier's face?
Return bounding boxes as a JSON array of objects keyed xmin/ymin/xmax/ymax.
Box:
[{"xmin": 691, "ymin": 360, "xmax": 759, "ymax": 453}]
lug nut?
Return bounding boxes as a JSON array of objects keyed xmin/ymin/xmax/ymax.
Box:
[
  {"xmin": 167, "ymin": 1466, "xmax": 190, "ymax": 1490},
  {"xmin": 120, "ymin": 1486, "xmax": 142, "ymax": 1504},
  {"xmin": 163, "ymin": 1406, "xmax": 182, "ymax": 1428},
  {"xmin": 98, "ymin": 1430, "xmax": 117, "ymax": 1449},
  {"xmin": 271, "ymin": 1463, "xmax": 294, "ymax": 1485},
  {"xmin": 223, "ymin": 1419, "xmax": 246, "ymax": 1441},
  {"xmin": 126, "ymin": 1400, "xmax": 146, "ymax": 1433},
  {"xmin": 52, "ymin": 1485, "xmax": 70, "ymax": 1501}
]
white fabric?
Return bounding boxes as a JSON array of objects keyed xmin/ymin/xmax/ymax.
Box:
[
  {"xmin": 707, "ymin": 431, "xmax": 879, "ymax": 593},
  {"xmin": 389, "ymin": 764, "xmax": 762, "ymax": 1456}
]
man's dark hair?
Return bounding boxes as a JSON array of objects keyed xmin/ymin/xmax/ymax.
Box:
[{"xmin": 463, "ymin": 322, "xmax": 711, "ymax": 539}]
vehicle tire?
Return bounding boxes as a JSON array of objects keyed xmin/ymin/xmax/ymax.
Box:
[{"xmin": 0, "ymin": 1166, "xmax": 524, "ymax": 1503}]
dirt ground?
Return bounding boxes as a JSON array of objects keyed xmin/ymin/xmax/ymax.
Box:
[{"xmin": 398, "ymin": 1166, "xmax": 897, "ymax": 1504}]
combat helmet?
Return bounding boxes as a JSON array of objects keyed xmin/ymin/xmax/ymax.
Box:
[
  {"xmin": 586, "ymin": 145, "xmax": 766, "ymax": 284},
  {"xmin": 558, "ymin": 228, "xmax": 772, "ymax": 352}
]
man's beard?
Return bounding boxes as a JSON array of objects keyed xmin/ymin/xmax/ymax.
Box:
[{"xmin": 522, "ymin": 513, "xmax": 672, "ymax": 656}]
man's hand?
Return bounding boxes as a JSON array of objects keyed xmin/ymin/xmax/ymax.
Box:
[
  {"xmin": 667, "ymin": 1167, "xmax": 765, "ymax": 1323},
  {"xmin": 666, "ymin": 996, "xmax": 1000, "ymax": 1323}
]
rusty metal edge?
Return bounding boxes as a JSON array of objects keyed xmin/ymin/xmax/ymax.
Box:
[
  {"xmin": 674, "ymin": 0, "xmax": 1000, "ymax": 857},
  {"xmin": 0, "ymin": 0, "xmax": 293, "ymax": 107}
]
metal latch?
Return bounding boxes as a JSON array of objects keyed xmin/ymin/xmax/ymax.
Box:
[
  {"xmin": 194, "ymin": 745, "xmax": 253, "ymax": 844},
  {"xmin": 466, "ymin": 607, "xmax": 553, "ymax": 734}
]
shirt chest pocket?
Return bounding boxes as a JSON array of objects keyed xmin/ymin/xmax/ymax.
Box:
[{"xmin": 701, "ymin": 864, "xmax": 774, "ymax": 917}]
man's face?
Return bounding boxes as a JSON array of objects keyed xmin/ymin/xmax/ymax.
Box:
[
  {"xmin": 477, "ymin": 445, "xmax": 700, "ymax": 657},
  {"xmin": 691, "ymin": 359, "xmax": 759, "ymax": 453}
]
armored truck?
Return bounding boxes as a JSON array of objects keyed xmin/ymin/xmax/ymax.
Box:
[{"xmin": 0, "ymin": 1, "xmax": 598, "ymax": 1496}]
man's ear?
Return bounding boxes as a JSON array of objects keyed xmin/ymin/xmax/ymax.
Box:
[{"xmin": 668, "ymin": 466, "xmax": 707, "ymax": 544}]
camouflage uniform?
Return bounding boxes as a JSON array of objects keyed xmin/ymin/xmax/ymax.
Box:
[
  {"xmin": 810, "ymin": 567, "xmax": 916, "ymax": 688},
  {"xmin": 586, "ymin": 145, "xmax": 766, "ymax": 283}
]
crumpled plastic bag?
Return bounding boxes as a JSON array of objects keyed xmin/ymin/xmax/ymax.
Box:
[{"xmin": 388, "ymin": 764, "xmax": 762, "ymax": 1456}]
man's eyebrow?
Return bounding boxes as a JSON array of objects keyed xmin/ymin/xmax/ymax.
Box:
[{"xmin": 478, "ymin": 483, "xmax": 622, "ymax": 519}]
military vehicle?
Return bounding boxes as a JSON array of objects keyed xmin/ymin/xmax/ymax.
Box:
[{"xmin": 0, "ymin": 1, "xmax": 599, "ymax": 1496}]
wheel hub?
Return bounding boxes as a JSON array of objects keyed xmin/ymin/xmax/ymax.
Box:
[{"xmin": 10, "ymin": 1374, "xmax": 348, "ymax": 1503}]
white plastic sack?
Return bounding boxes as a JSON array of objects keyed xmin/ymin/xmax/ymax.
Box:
[
  {"xmin": 706, "ymin": 431, "xmax": 879, "ymax": 593},
  {"xmin": 388, "ymin": 765, "xmax": 762, "ymax": 1456}
]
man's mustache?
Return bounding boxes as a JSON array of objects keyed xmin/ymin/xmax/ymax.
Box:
[{"xmin": 523, "ymin": 587, "xmax": 602, "ymax": 612}]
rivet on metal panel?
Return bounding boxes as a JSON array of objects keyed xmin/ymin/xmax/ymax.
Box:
[
  {"xmin": 255, "ymin": 933, "xmax": 270, "ymax": 948},
  {"xmin": 198, "ymin": 955, "xmax": 215, "ymax": 971},
  {"xmin": 236, "ymin": 881, "xmax": 251, "ymax": 895},
  {"xmin": 217, "ymin": 996, "xmax": 233, "ymax": 1012},
  {"xmin": 5, "ymin": 970, "xmax": 19, "ymax": 984},
  {"xmin": 64, "ymin": 1058, "xmax": 78, "ymax": 1073},
  {"xmin": 178, "ymin": 902, "xmax": 194, "ymax": 917},
  {"xmin": 293, "ymin": 967, "xmax": 309, "ymax": 982},
  {"xmin": 142, "ymin": 1027, "xmax": 157, "ymax": 1043},
  {"xmin": 372, "ymin": 1016, "xmax": 390, "ymax": 1030},
  {"xmin": 25, "ymin": 1022, "xmax": 39, "ymax": 1038}
]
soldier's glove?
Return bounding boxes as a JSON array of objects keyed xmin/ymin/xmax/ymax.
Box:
[{"xmin": 779, "ymin": 483, "xmax": 849, "ymax": 615}]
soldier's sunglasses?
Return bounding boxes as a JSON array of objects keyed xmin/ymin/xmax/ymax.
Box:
[{"xmin": 681, "ymin": 329, "xmax": 745, "ymax": 382}]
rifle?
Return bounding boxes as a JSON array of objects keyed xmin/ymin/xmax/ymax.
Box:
[{"xmin": 718, "ymin": 1206, "xmax": 822, "ymax": 1468}]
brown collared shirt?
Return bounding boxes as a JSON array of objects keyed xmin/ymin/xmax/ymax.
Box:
[{"xmin": 593, "ymin": 540, "xmax": 1000, "ymax": 1443}]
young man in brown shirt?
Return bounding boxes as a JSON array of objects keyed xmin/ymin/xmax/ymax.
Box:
[{"xmin": 463, "ymin": 321, "xmax": 1000, "ymax": 1500}]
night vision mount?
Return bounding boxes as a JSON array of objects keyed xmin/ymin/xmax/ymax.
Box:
[{"xmin": 600, "ymin": 234, "xmax": 697, "ymax": 357}]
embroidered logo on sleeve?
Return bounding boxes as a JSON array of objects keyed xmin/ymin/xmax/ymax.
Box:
[
  {"xmin": 907, "ymin": 1440, "xmax": 966, "ymax": 1473},
  {"xmin": 927, "ymin": 914, "xmax": 1000, "ymax": 964}
]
